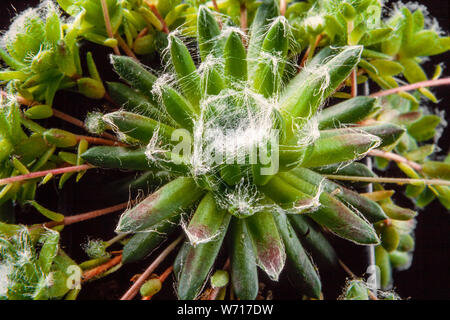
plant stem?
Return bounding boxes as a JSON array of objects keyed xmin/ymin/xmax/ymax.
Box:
[
  {"xmin": 1, "ymin": 90, "xmax": 35, "ymax": 106},
  {"xmin": 105, "ymin": 233, "xmax": 129, "ymax": 248},
  {"xmin": 324, "ymin": 174, "xmax": 450, "ymax": 186},
  {"xmin": 338, "ymin": 259, "xmax": 357, "ymax": 279},
  {"xmin": 370, "ymin": 77, "xmax": 450, "ymax": 98},
  {"xmin": 0, "ymin": 164, "xmax": 94, "ymax": 186},
  {"xmin": 368, "ymin": 149, "xmax": 423, "ymax": 171},
  {"xmin": 145, "ymin": 2, "xmax": 169, "ymax": 34},
  {"xmin": 52, "ymin": 109, "xmax": 84, "ymax": 128},
  {"xmin": 82, "ymin": 254, "xmax": 123, "ymax": 282},
  {"xmin": 75, "ymin": 134, "xmax": 127, "ymax": 146},
  {"xmin": 299, "ymin": 34, "xmax": 322, "ymax": 69},
  {"xmin": 120, "ymin": 235, "xmax": 184, "ymax": 300},
  {"xmin": 280, "ymin": 0, "xmax": 287, "ymax": 16},
  {"xmin": 117, "ymin": 35, "xmax": 138, "ymax": 61},
  {"xmin": 137, "ymin": 27, "xmax": 149, "ymax": 39},
  {"xmin": 205, "ymin": 258, "xmax": 230, "ymax": 300},
  {"xmin": 52, "ymin": 109, "xmax": 118, "ymax": 141},
  {"xmin": 4, "ymin": 92, "xmax": 118, "ymax": 141},
  {"xmin": 212, "ymin": 0, "xmax": 220, "ymax": 12},
  {"xmin": 100, "ymin": 0, "xmax": 121, "ymax": 56},
  {"xmin": 240, "ymin": 4, "xmax": 247, "ymax": 31},
  {"xmin": 141, "ymin": 265, "xmax": 174, "ymax": 300},
  {"xmin": 240, "ymin": 4, "xmax": 248, "ymax": 46},
  {"xmin": 211, "ymin": 0, "xmax": 223, "ymax": 29},
  {"xmin": 159, "ymin": 265, "xmax": 174, "ymax": 283},
  {"xmin": 351, "ymin": 68, "xmax": 358, "ymax": 97},
  {"xmin": 45, "ymin": 202, "xmax": 129, "ymax": 228},
  {"xmin": 338, "ymin": 258, "xmax": 379, "ymax": 299}
]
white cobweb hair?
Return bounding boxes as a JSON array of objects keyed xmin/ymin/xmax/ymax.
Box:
[{"xmin": 1, "ymin": 0, "xmax": 60, "ymax": 49}]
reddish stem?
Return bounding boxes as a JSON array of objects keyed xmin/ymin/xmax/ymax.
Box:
[
  {"xmin": 146, "ymin": 2, "xmax": 169, "ymax": 34},
  {"xmin": 52, "ymin": 109, "xmax": 117, "ymax": 141},
  {"xmin": 0, "ymin": 164, "xmax": 95, "ymax": 186},
  {"xmin": 100, "ymin": 0, "xmax": 121, "ymax": 56},
  {"xmin": 240, "ymin": 4, "xmax": 248, "ymax": 46},
  {"xmin": 211, "ymin": 0, "xmax": 223, "ymax": 29},
  {"xmin": 76, "ymin": 135, "xmax": 127, "ymax": 146},
  {"xmin": 206, "ymin": 258, "xmax": 231, "ymax": 300},
  {"xmin": 368, "ymin": 149, "xmax": 423, "ymax": 172},
  {"xmin": 338, "ymin": 259, "xmax": 357, "ymax": 279},
  {"xmin": 3, "ymin": 91, "xmax": 118, "ymax": 141},
  {"xmin": 120, "ymin": 235, "xmax": 184, "ymax": 300},
  {"xmin": 351, "ymin": 68, "xmax": 358, "ymax": 97},
  {"xmin": 82, "ymin": 254, "xmax": 123, "ymax": 282},
  {"xmin": 137, "ymin": 27, "xmax": 149, "ymax": 39},
  {"xmin": 280, "ymin": 0, "xmax": 287, "ymax": 16},
  {"xmin": 141, "ymin": 265, "xmax": 174, "ymax": 300},
  {"xmin": 159, "ymin": 265, "xmax": 174, "ymax": 283},
  {"xmin": 212, "ymin": 0, "xmax": 220, "ymax": 12},
  {"xmin": 117, "ymin": 35, "xmax": 139, "ymax": 61},
  {"xmin": 370, "ymin": 77, "xmax": 450, "ymax": 98},
  {"xmin": 298, "ymin": 34, "xmax": 323, "ymax": 70},
  {"xmin": 44, "ymin": 202, "xmax": 129, "ymax": 228},
  {"xmin": 240, "ymin": 4, "xmax": 247, "ymax": 33},
  {"xmin": 1, "ymin": 91, "xmax": 35, "ymax": 106},
  {"xmin": 52, "ymin": 109, "xmax": 85, "ymax": 128},
  {"xmin": 103, "ymin": 92, "xmax": 121, "ymax": 111}
]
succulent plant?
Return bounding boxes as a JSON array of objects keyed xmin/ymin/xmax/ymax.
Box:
[
  {"xmin": 82, "ymin": 3, "xmax": 416, "ymax": 299},
  {"xmin": 0, "ymin": 223, "xmax": 78, "ymax": 300},
  {"xmin": 1, "ymin": 0, "xmax": 449, "ymax": 300}
]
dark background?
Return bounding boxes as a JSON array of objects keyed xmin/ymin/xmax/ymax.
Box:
[{"xmin": 1, "ymin": 0, "xmax": 449, "ymax": 300}]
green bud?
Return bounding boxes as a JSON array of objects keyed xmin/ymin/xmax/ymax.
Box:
[
  {"xmin": 44, "ymin": 128, "xmax": 78, "ymax": 148},
  {"xmin": 211, "ymin": 270, "xmax": 229, "ymax": 289},
  {"xmin": 85, "ymin": 112, "xmax": 106, "ymax": 135},
  {"xmin": 77, "ymin": 78, "xmax": 105, "ymax": 99},
  {"xmin": 380, "ymin": 223, "xmax": 400, "ymax": 252},
  {"xmin": 140, "ymin": 278, "xmax": 162, "ymax": 297},
  {"xmin": 340, "ymin": 3, "xmax": 357, "ymax": 21},
  {"xmin": 397, "ymin": 233, "xmax": 415, "ymax": 252},
  {"xmin": 24, "ymin": 105, "xmax": 53, "ymax": 120},
  {"xmin": 104, "ymin": 38, "xmax": 119, "ymax": 48},
  {"xmin": 389, "ymin": 251, "xmax": 411, "ymax": 269},
  {"xmin": 133, "ymin": 34, "xmax": 156, "ymax": 55},
  {"xmin": 375, "ymin": 245, "xmax": 392, "ymax": 290},
  {"xmin": 139, "ymin": 7, "xmax": 164, "ymax": 31}
]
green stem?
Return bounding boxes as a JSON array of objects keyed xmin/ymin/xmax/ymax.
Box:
[
  {"xmin": 307, "ymin": 37, "xmax": 317, "ymax": 61},
  {"xmin": 105, "ymin": 233, "xmax": 129, "ymax": 248}
]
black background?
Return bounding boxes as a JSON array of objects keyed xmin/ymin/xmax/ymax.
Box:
[{"xmin": 0, "ymin": 0, "xmax": 449, "ymax": 300}]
